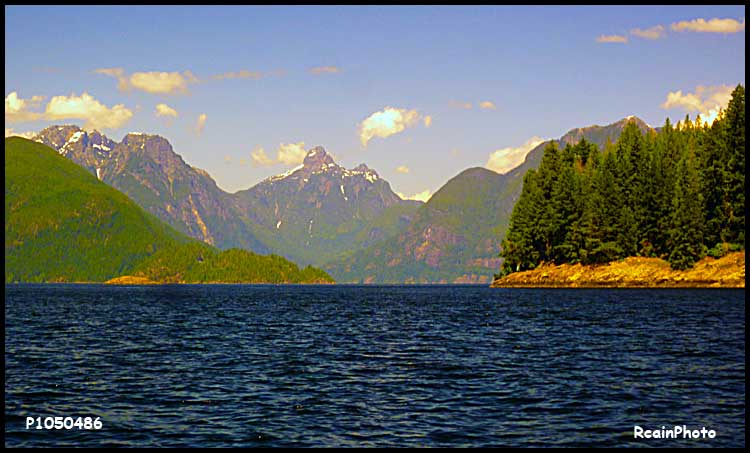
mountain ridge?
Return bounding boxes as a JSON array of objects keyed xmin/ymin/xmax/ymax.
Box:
[
  {"xmin": 28, "ymin": 115, "xmax": 655, "ymax": 283},
  {"xmin": 322, "ymin": 116, "xmax": 654, "ymax": 283},
  {"xmin": 5, "ymin": 136, "xmax": 333, "ymax": 284},
  {"xmin": 32, "ymin": 128, "xmax": 421, "ymax": 267},
  {"xmin": 231, "ymin": 146, "xmax": 423, "ymax": 266}
]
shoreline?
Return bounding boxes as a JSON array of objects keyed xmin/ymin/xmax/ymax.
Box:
[{"xmin": 491, "ymin": 252, "xmax": 745, "ymax": 289}]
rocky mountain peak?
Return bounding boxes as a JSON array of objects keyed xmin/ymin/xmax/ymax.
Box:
[
  {"xmin": 122, "ymin": 132, "xmax": 168, "ymax": 145},
  {"xmin": 33, "ymin": 125, "xmax": 84, "ymax": 150},
  {"xmin": 560, "ymin": 115, "xmax": 654, "ymax": 148},
  {"xmin": 616, "ymin": 115, "xmax": 651, "ymax": 129},
  {"xmin": 303, "ymin": 146, "xmax": 336, "ymax": 170}
]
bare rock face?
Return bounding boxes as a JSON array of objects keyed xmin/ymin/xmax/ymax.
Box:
[
  {"xmin": 32, "ymin": 126, "xmax": 269, "ymax": 253},
  {"xmin": 33, "ymin": 125, "xmax": 116, "ymax": 179},
  {"xmin": 34, "ymin": 131, "xmax": 418, "ymax": 267},
  {"xmin": 560, "ymin": 116, "xmax": 652, "ymax": 148},
  {"xmin": 232, "ymin": 146, "xmax": 421, "ymax": 266},
  {"xmin": 302, "ymin": 146, "xmax": 335, "ymax": 170}
]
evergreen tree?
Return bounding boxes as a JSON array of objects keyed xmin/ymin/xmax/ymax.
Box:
[
  {"xmin": 581, "ymin": 145, "xmax": 624, "ymax": 264},
  {"xmin": 668, "ymin": 147, "xmax": 705, "ymax": 269},
  {"xmin": 499, "ymin": 169, "xmax": 545, "ymax": 274},
  {"xmin": 723, "ymin": 84, "xmax": 745, "ymax": 247},
  {"xmin": 550, "ymin": 139, "xmax": 596, "ymax": 263},
  {"xmin": 639, "ymin": 129, "xmax": 662, "ymax": 256},
  {"xmin": 567, "ymin": 142, "xmax": 600, "ymax": 263},
  {"xmin": 699, "ymin": 115, "xmax": 730, "ymax": 252},
  {"xmin": 536, "ymin": 141, "xmax": 563, "ymax": 262},
  {"xmin": 614, "ymin": 121, "xmax": 649, "ymax": 256},
  {"xmin": 498, "ymin": 84, "xmax": 745, "ymax": 276}
]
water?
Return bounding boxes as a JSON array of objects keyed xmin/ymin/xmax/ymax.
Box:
[{"xmin": 4, "ymin": 284, "xmax": 745, "ymax": 447}]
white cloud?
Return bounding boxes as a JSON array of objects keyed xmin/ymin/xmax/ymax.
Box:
[
  {"xmin": 479, "ymin": 101, "xmax": 497, "ymax": 110},
  {"xmin": 154, "ymin": 103, "xmax": 178, "ymax": 118},
  {"xmin": 596, "ymin": 34, "xmax": 629, "ymax": 43},
  {"xmin": 194, "ymin": 113, "xmax": 207, "ymax": 135},
  {"xmin": 213, "ymin": 70, "xmax": 263, "ymax": 80},
  {"xmin": 309, "ymin": 66, "xmax": 340, "ymax": 75},
  {"xmin": 395, "ymin": 165, "xmax": 410, "ymax": 174},
  {"xmin": 486, "ymin": 136, "xmax": 545, "ymax": 174},
  {"xmin": 6, "ymin": 91, "xmax": 133, "ymax": 130},
  {"xmin": 5, "ymin": 92, "xmax": 45, "ymax": 123},
  {"xmin": 44, "ymin": 92, "xmax": 133, "ymax": 130},
  {"xmin": 96, "ymin": 68, "xmax": 199, "ymax": 94},
  {"xmin": 397, "ymin": 189, "xmax": 432, "ymax": 203},
  {"xmin": 131, "ymin": 71, "xmax": 196, "ymax": 94},
  {"xmin": 94, "ymin": 68, "xmax": 129, "ymax": 91},
  {"xmin": 661, "ymin": 84, "xmax": 735, "ymax": 124},
  {"xmin": 358, "ymin": 107, "xmax": 423, "ymax": 147},
  {"xmin": 631, "ymin": 25, "xmax": 666, "ymax": 40},
  {"xmin": 5, "ymin": 128, "xmax": 36, "ymax": 139},
  {"xmin": 276, "ymin": 142, "xmax": 307, "ymax": 165},
  {"xmin": 671, "ymin": 17, "xmax": 745, "ymax": 34},
  {"xmin": 449, "ymin": 100, "xmax": 473, "ymax": 109},
  {"xmin": 249, "ymin": 142, "xmax": 311, "ymax": 167},
  {"xmin": 410, "ymin": 190, "xmax": 432, "ymax": 202},
  {"xmin": 250, "ymin": 146, "xmax": 275, "ymax": 167}
]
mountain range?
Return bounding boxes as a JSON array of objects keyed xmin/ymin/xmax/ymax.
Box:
[
  {"xmin": 4, "ymin": 136, "xmax": 333, "ymax": 284},
  {"xmin": 325, "ymin": 116, "xmax": 653, "ymax": 283},
  {"xmin": 28, "ymin": 116, "xmax": 653, "ymax": 283}
]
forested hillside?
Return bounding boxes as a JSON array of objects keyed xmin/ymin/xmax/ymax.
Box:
[
  {"xmin": 130, "ymin": 242, "xmax": 333, "ymax": 284},
  {"xmin": 5, "ymin": 137, "xmax": 191, "ymax": 282},
  {"xmin": 499, "ymin": 84, "xmax": 745, "ymax": 275}
]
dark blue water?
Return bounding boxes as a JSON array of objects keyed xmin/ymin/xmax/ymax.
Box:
[{"xmin": 4, "ymin": 284, "xmax": 745, "ymax": 447}]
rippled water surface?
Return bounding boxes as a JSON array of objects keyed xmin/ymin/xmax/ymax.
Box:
[{"xmin": 4, "ymin": 284, "xmax": 745, "ymax": 447}]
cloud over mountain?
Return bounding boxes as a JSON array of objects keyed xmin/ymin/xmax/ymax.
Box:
[
  {"xmin": 155, "ymin": 103, "xmax": 178, "ymax": 118},
  {"xmin": 5, "ymin": 92, "xmax": 45, "ymax": 122},
  {"xmin": 661, "ymin": 84, "xmax": 735, "ymax": 124},
  {"xmin": 358, "ymin": 107, "xmax": 424, "ymax": 147},
  {"xmin": 6, "ymin": 91, "xmax": 133, "ymax": 130},
  {"xmin": 486, "ymin": 136, "xmax": 545, "ymax": 174}
]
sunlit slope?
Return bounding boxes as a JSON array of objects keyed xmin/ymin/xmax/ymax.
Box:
[{"xmin": 5, "ymin": 136, "xmax": 188, "ymax": 282}]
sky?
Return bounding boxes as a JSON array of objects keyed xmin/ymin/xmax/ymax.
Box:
[{"xmin": 5, "ymin": 5, "xmax": 746, "ymax": 198}]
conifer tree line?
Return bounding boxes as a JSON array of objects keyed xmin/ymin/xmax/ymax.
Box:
[{"xmin": 499, "ymin": 84, "xmax": 744, "ymax": 275}]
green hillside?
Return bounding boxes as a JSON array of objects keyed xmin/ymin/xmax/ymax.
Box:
[
  {"xmin": 5, "ymin": 136, "xmax": 189, "ymax": 282},
  {"xmin": 130, "ymin": 242, "xmax": 333, "ymax": 284},
  {"xmin": 4, "ymin": 137, "xmax": 334, "ymax": 284},
  {"xmin": 324, "ymin": 167, "xmax": 516, "ymax": 283}
]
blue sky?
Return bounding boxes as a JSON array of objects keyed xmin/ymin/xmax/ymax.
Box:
[{"xmin": 5, "ymin": 5, "xmax": 745, "ymax": 197}]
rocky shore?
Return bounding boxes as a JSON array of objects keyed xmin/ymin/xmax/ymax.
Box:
[
  {"xmin": 491, "ymin": 251, "xmax": 745, "ymax": 288},
  {"xmin": 104, "ymin": 275, "xmax": 335, "ymax": 285},
  {"xmin": 104, "ymin": 276, "xmax": 159, "ymax": 285}
]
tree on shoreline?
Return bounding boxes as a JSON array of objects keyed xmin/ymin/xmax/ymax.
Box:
[{"xmin": 499, "ymin": 84, "xmax": 745, "ymax": 275}]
